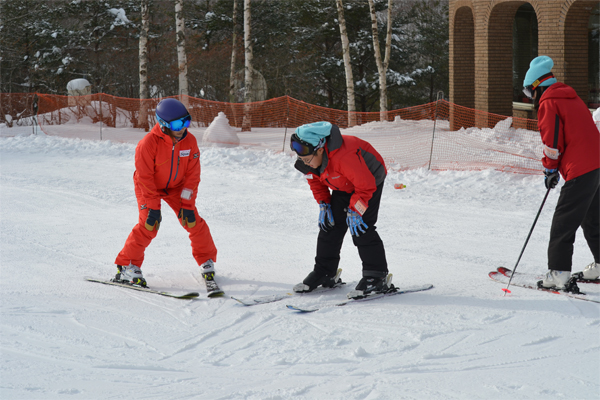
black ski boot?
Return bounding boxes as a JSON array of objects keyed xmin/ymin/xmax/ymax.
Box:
[
  {"xmin": 347, "ymin": 274, "xmax": 395, "ymax": 299},
  {"xmin": 293, "ymin": 269, "xmax": 343, "ymax": 293}
]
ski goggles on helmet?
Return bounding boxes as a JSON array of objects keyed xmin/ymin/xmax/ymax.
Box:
[
  {"xmin": 522, "ymin": 72, "xmax": 555, "ymax": 99},
  {"xmin": 290, "ymin": 133, "xmax": 325, "ymax": 156},
  {"xmin": 157, "ymin": 114, "xmax": 192, "ymax": 131}
]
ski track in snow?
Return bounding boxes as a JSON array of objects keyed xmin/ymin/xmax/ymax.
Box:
[{"xmin": 1, "ymin": 130, "xmax": 599, "ymax": 400}]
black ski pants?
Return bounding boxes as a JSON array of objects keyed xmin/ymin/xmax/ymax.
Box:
[
  {"xmin": 313, "ymin": 183, "xmax": 388, "ymax": 278},
  {"xmin": 548, "ymin": 168, "xmax": 600, "ymax": 271}
]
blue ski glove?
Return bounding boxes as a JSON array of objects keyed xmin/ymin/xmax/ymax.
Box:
[
  {"xmin": 145, "ymin": 209, "xmax": 161, "ymax": 232},
  {"xmin": 544, "ymin": 168, "xmax": 560, "ymax": 189},
  {"xmin": 318, "ymin": 202, "xmax": 334, "ymax": 232},
  {"xmin": 346, "ymin": 209, "xmax": 368, "ymax": 237}
]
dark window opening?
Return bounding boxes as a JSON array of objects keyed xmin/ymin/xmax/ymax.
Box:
[{"xmin": 513, "ymin": 4, "xmax": 538, "ymax": 104}]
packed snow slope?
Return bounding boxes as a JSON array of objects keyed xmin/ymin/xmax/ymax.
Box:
[{"xmin": 1, "ymin": 123, "xmax": 599, "ymax": 400}]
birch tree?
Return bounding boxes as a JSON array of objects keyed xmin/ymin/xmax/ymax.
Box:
[
  {"xmin": 229, "ymin": 0, "xmax": 238, "ymax": 103},
  {"xmin": 368, "ymin": 0, "xmax": 392, "ymax": 121},
  {"xmin": 242, "ymin": 0, "xmax": 253, "ymax": 131},
  {"xmin": 335, "ymin": 0, "xmax": 356, "ymax": 126},
  {"xmin": 175, "ymin": 0, "xmax": 189, "ymax": 106},
  {"xmin": 138, "ymin": 0, "xmax": 150, "ymax": 130}
]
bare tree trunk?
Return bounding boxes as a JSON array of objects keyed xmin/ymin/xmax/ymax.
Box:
[
  {"xmin": 138, "ymin": 0, "xmax": 150, "ymax": 130},
  {"xmin": 175, "ymin": 0, "xmax": 189, "ymax": 107},
  {"xmin": 229, "ymin": 0, "xmax": 238, "ymax": 104},
  {"xmin": 229, "ymin": 0, "xmax": 239, "ymax": 126},
  {"xmin": 368, "ymin": 0, "xmax": 392, "ymax": 121},
  {"xmin": 335, "ymin": 0, "xmax": 356, "ymax": 127},
  {"xmin": 242, "ymin": 0, "xmax": 253, "ymax": 131}
]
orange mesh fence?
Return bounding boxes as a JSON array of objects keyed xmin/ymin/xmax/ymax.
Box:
[
  {"xmin": 429, "ymin": 100, "xmax": 543, "ymax": 174},
  {"xmin": 2, "ymin": 93, "xmax": 544, "ymax": 174}
]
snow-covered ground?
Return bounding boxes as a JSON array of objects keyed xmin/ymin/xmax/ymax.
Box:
[{"xmin": 1, "ymin": 119, "xmax": 599, "ymax": 400}]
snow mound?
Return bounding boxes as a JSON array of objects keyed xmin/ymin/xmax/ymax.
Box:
[
  {"xmin": 66, "ymin": 78, "xmax": 91, "ymax": 92},
  {"xmin": 202, "ymin": 112, "xmax": 240, "ymax": 148},
  {"xmin": 493, "ymin": 117, "xmax": 512, "ymax": 132}
]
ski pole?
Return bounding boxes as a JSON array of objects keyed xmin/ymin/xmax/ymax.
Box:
[{"xmin": 503, "ymin": 187, "xmax": 552, "ymax": 295}]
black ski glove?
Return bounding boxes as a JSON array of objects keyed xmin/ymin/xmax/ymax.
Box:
[
  {"xmin": 178, "ymin": 208, "xmax": 196, "ymax": 228},
  {"xmin": 544, "ymin": 168, "xmax": 560, "ymax": 189},
  {"xmin": 145, "ymin": 209, "xmax": 161, "ymax": 231}
]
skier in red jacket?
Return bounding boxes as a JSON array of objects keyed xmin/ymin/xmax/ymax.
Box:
[
  {"xmin": 290, "ymin": 121, "xmax": 392, "ymax": 299},
  {"xmin": 522, "ymin": 56, "xmax": 600, "ymax": 290},
  {"xmin": 114, "ymin": 98, "xmax": 218, "ymax": 288}
]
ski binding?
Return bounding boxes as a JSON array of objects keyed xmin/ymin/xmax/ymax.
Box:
[{"xmin": 203, "ymin": 272, "xmax": 224, "ymax": 297}]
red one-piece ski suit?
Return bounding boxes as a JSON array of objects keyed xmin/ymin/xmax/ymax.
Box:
[{"xmin": 115, "ymin": 124, "xmax": 217, "ymax": 268}]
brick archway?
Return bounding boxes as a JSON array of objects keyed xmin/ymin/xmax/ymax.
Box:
[{"xmin": 449, "ymin": 0, "xmax": 597, "ymax": 128}]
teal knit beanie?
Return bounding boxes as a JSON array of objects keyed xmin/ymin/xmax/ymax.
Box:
[
  {"xmin": 295, "ymin": 121, "xmax": 332, "ymax": 147},
  {"xmin": 523, "ymin": 56, "xmax": 557, "ymax": 87}
]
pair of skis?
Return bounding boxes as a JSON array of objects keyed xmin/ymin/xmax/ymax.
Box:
[
  {"xmin": 232, "ymin": 271, "xmax": 434, "ymax": 312},
  {"xmin": 285, "ymin": 283, "xmax": 434, "ymax": 312},
  {"xmin": 489, "ymin": 267, "xmax": 600, "ymax": 303},
  {"xmin": 232, "ymin": 284, "xmax": 434, "ymax": 312},
  {"xmin": 86, "ymin": 272, "xmax": 224, "ymax": 300}
]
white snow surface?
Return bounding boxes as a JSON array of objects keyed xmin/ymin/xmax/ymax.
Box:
[{"xmin": 1, "ymin": 122, "xmax": 599, "ymax": 399}]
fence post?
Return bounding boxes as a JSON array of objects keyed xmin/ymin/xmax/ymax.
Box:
[
  {"xmin": 99, "ymin": 92, "xmax": 103, "ymax": 141},
  {"xmin": 32, "ymin": 94, "xmax": 39, "ymax": 135},
  {"xmin": 427, "ymin": 91, "xmax": 444, "ymax": 170},
  {"xmin": 281, "ymin": 95, "xmax": 291, "ymax": 152}
]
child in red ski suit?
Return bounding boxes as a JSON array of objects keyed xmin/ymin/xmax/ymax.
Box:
[{"xmin": 114, "ymin": 98, "xmax": 217, "ymax": 287}]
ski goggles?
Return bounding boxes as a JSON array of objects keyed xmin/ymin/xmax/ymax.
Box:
[
  {"xmin": 290, "ymin": 133, "xmax": 324, "ymax": 156},
  {"xmin": 157, "ymin": 114, "xmax": 192, "ymax": 131},
  {"xmin": 522, "ymin": 72, "xmax": 554, "ymax": 99}
]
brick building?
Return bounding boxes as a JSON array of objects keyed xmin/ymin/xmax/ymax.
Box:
[{"xmin": 449, "ymin": 0, "xmax": 599, "ymax": 128}]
